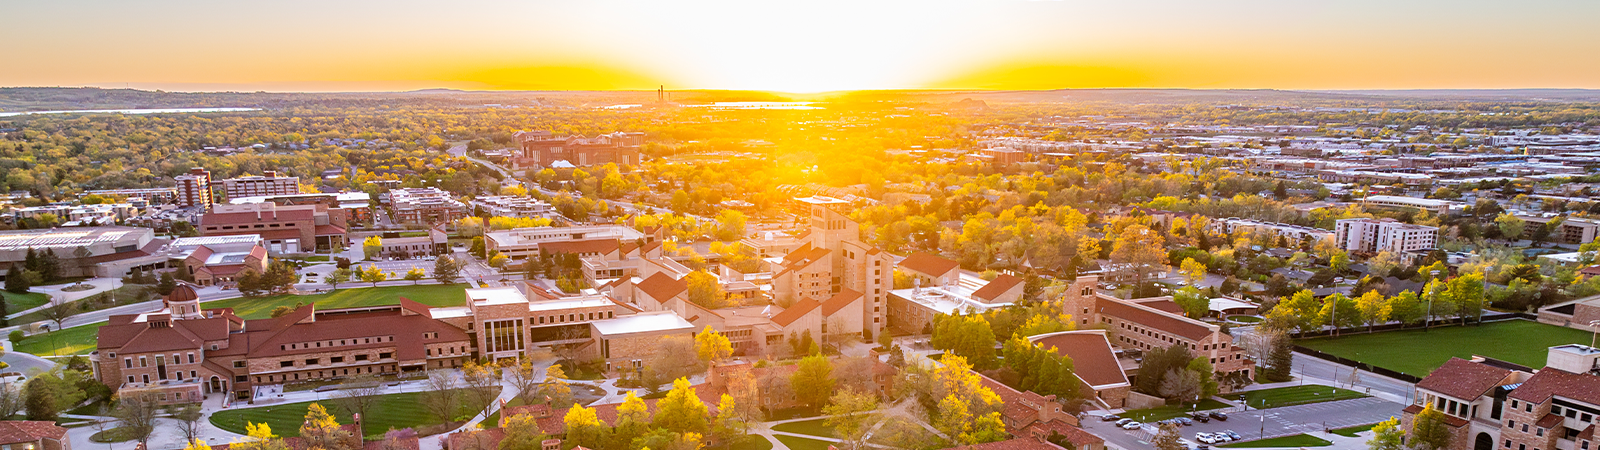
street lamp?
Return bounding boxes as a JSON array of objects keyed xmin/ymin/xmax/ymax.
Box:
[{"xmin": 1588, "ymin": 320, "xmax": 1600, "ymax": 348}]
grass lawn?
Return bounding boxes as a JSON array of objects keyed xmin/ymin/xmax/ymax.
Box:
[
  {"xmin": 2, "ymin": 291, "xmax": 49, "ymax": 312},
  {"xmin": 772, "ymin": 418, "xmax": 838, "ymax": 438},
  {"xmin": 1221, "ymin": 434, "xmax": 1333, "ymax": 448},
  {"xmin": 1330, "ymin": 423, "xmax": 1377, "ymax": 438},
  {"xmin": 201, "ymin": 284, "xmax": 469, "ymax": 319},
  {"xmin": 210, "ymin": 391, "xmax": 445, "ymax": 440},
  {"xmin": 14, "ymin": 323, "xmax": 102, "ymax": 356},
  {"xmin": 729, "ymin": 437, "xmax": 774, "ymax": 450},
  {"xmin": 774, "ymin": 435, "xmax": 833, "ymax": 450},
  {"xmin": 14, "ymin": 285, "xmax": 153, "ymax": 325},
  {"xmin": 1298, "ymin": 320, "xmax": 1591, "ymax": 377},
  {"xmin": 1236, "ymin": 385, "xmax": 1368, "ymax": 409},
  {"xmin": 1122, "ymin": 399, "xmax": 1230, "ymax": 423}
]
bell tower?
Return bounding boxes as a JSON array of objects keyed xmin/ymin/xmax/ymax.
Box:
[{"xmin": 164, "ymin": 281, "xmax": 202, "ymax": 320}]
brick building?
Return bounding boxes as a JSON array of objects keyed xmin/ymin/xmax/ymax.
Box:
[
  {"xmin": 512, "ymin": 130, "xmax": 643, "ymax": 169},
  {"xmin": 218, "ymin": 171, "xmax": 300, "ymax": 200},
  {"xmin": 0, "ymin": 421, "xmax": 70, "ymax": 450},
  {"xmin": 386, "ymin": 188, "xmax": 469, "ymax": 226},
  {"xmin": 198, "ymin": 202, "xmax": 348, "ymax": 253},
  {"xmin": 1030, "ymin": 330, "xmax": 1133, "ymax": 409},
  {"xmin": 769, "ymin": 196, "xmax": 895, "ymax": 338},
  {"xmin": 1056, "ymin": 275, "xmax": 1255, "ymax": 392},
  {"xmin": 174, "ymin": 167, "xmax": 213, "ymax": 209},
  {"xmin": 1403, "ymin": 344, "xmax": 1600, "ymax": 450}
]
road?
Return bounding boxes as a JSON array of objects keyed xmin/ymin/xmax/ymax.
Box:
[{"xmin": 1085, "ymin": 396, "xmax": 1401, "ymax": 450}]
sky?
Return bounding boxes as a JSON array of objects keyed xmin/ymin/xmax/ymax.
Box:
[{"xmin": 3, "ymin": 0, "xmax": 1599, "ymax": 93}]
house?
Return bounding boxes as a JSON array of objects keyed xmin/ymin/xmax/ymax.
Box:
[{"xmin": 0, "ymin": 421, "xmax": 70, "ymax": 450}]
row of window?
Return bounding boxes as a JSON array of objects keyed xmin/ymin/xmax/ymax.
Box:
[
  {"xmin": 257, "ymin": 365, "xmax": 388, "ymax": 383},
  {"xmin": 426, "ymin": 346, "xmax": 464, "ymax": 357},
  {"xmin": 123, "ymin": 352, "xmax": 197, "ymax": 369},
  {"xmin": 537, "ymin": 311, "xmax": 614, "ymax": 325},
  {"xmin": 208, "ymin": 222, "xmax": 295, "ymax": 231},
  {"xmin": 126, "ymin": 370, "xmax": 198, "ymax": 384},
  {"xmin": 281, "ymin": 335, "xmax": 393, "ymax": 351},
  {"xmin": 278, "ymin": 353, "xmax": 389, "ymax": 368}
]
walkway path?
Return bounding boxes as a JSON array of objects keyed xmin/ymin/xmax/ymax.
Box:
[{"xmin": 6, "ymin": 278, "xmax": 125, "ymax": 320}]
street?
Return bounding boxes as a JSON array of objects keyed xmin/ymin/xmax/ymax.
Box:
[{"xmin": 1084, "ymin": 396, "xmax": 1401, "ymax": 450}]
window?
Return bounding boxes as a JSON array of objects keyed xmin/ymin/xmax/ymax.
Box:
[
  {"xmin": 234, "ymin": 360, "xmax": 246, "ymax": 368},
  {"xmin": 188, "ymin": 353, "xmax": 195, "ymax": 364},
  {"xmin": 305, "ymin": 358, "xmax": 318, "ymax": 365},
  {"xmin": 355, "ymin": 355, "xmax": 369, "ymax": 361},
  {"xmin": 380, "ymin": 352, "xmax": 393, "ymax": 359},
  {"xmin": 281, "ymin": 361, "xmax": 294, "ymax": 368},
  {"xmin": 140, "ymin": 356, "xmax": 148, "ymax": 367},
  {"xmin": 125, "ymin": 358, "xmax": 133, "ymax": 369},
  {"xmin": 237, "ymin": 375, "xmax": 247, "ymax": 382},
  {"xmin": 331, "ymin": 357, "xmax": 344, "ymax": 363}
]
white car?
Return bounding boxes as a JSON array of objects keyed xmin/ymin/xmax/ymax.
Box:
[
  {"xmin": 1120, "ymin": 421, "xmax": 1143, "ymax": 430},
  {"xmin": 1177, "ymin": 438, "xmax": 1196, "ymax": 448},
  {"xmin": 1196, "ymin": 433, "xmax": 1218, "ymax": 444}
]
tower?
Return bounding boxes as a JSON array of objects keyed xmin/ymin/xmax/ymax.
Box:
[{"xmin": 165, "ymin": 281, "xmax": 202, "ymax": 319}]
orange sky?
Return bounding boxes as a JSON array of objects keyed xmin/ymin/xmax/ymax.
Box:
[{"xmin": 3, "ymin": 0, "xmax": 1598, "ymax": 92}]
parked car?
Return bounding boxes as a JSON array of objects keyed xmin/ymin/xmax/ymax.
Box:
[
  {"xmin": 1192, "ymin": 413, "xmax": 1210, "ymax": 423},
  {"xmin": 1121, "ymin": 421, "xmax": 1143, "ymax": 430},
  {"xmin": 1177, "ymin": 438, "xmax": 1197, "ymax": 449},
  {"xmin": 1213, "ymin": 433, "xmax": 1234, "ymax": 443},
  {"xmin": 1115, "ymin": 418, "xmax": 1134, "ymax": 426},
  {"xmin": 1196, "ymin": 433, "xmax": 1218, "ymax": 444},
  {"xmin": 1175, "ymin": 417, "xmax": 1194, "ymax": 426},
  {"xmin": 1225, "ymin": 431, "xmax": 1242, "ymax": 441},
  {"xmin": 1210, "ymin": 411, "xmax": 1229, "ymax": 421},
  {"xmin": 1101, "ymin": 414, "xmax": 1122, "ymax": 422}
]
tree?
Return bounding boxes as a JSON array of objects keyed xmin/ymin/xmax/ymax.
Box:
[
  {"xmin": 1187, "ymin": 357, "xmax": 1219, "ymax": 400},
  {"xmin": 1261, "ymin": 329, "xmax": 1294, "ymax": 382},
  {"xmin": 1410, "ymin": 405, "xmax": 1453, "ymax": 450},
  {"xmin": 499, "ymin": 414, "xmax": 547, "ymax": 450},
  {"xmin": 0, "ymin": 381, "xmax": 23, "ymax": 419},
  {"xmin": 791, "ymin": 355, "xmax": 836, "ymax": 410},
  {"xmin": 694, "ymin": 326, "xmax": 732, "ymax": 364},
  {"xmin": 614, "ymin": 391, "xmax": 651, "ymax": 441},
  {"xmin": 646, "ymin": 335, "xmax": 704, "ymax": 384},
  {"xmin": 1355, "ymin": 290, "xmax": 1390, "ymax": 332},
  {"xmin": 540, "ymin": 364, "xmax": 574, "ymax": 408},
  {"xmin": 113, "ymin": 394, "xmax": 160, "ymax": 446},
  {"xmin": 564, "ymin": 404, "xmax": 611, "ymax": 449},
  {"xmin": 1389, "ymin": 289, "xmax": 1425, "ymax": 327},
  {"xmin": 684, "ymin": 270, "xmax": 727, "ymax": 309},
  {"xmin": 1367, "ymin": 416, "xmax": 1405, "ymax": 450},
  {"xmin": 1179, "ymin": 257, "xmax": 1207, "ymax": 286},
  {"xmin": 24, "ymin": 372, "xmax": 84, "ymax": 420},
  {"xmin": 460, "ymin": 361, "xmax": 501, "ymax": 416},
  {"xmin": 420, "ymin": 370, "xmax": 460, "ymax": 425},
  {"xmin": 505, "ymin": 360, "xmax": 543, "ymax": 406},
  {"xmin": 654, "ymin": 378, "xmax": 709, "ymax": 434},
  {"xmin": 470, "ymin": 237, "xmax": 486, "ymax": 258},
  {"xmin": 231, "ymin": 423, "xmax": 289, "ymax": 450},
  {"xmin": 713, "ymin": 210, "xmax": 748, "ymax": 241},
  {"xmin": 456, "ymin": 217, "xmax": 485, "ymax": 238},
  {"xmin": 1448, "ymin": 272, "xmax": 1486, "ymax": 325},
  {"xmin": 1135, "ymin": 344, "xmax": 1194, "ymax": 395},
  {"xmin": 1366, "ymin": 251, "xmax": 1403, "ymax": 278},
  {"xmin": 154, "ymin": 269, "xmax": 176, "ymax": 294},
  {"xmin": 1172, "ymin": 286, "xmax": 1209, "ymax": 319},
  {"xmin": 359, "ymin": 265, "xmax": 388, "ymax": 286},
  {"xmin": 433, "ymin": 255, "xmax": 461, "ymax": 284},
  {"xmin": 1110, "ymin": 225, "xmax": 1169, "ymax": 294},
  {"xmin": 333, "ymin": 375, "xmax": 384, "ymax": 435},
  {"xmin": 712, "ymin": 393, "xmax": 750, "ymax": 448},
  {"xmin": 327, "ymin": 267, "xmax": 353, "ymax": 289},
  {"xmin": 824, "ymin": 388, "xmax": 880, "ymax": 450},
  {"xmin": 1496, "ymin": 213, "xmax": 1525, "ymax": 241},
  {"xmin": 4, "ymin": 265, "xmax": 29, "ymax": 294},
  {"xmin": 169, "ymin": 403, "xmax": 205, "ymax": 446},
  {"xmin": 363, "ymin": 236, "xmax": 384, "ymax": 260},
  {"xmin": 1317, "ymin": 293, "xmax": 1360, "ymax": 334},
  {"xmin": 1153, "ymin": 423, "xmax": 1185, "ymax": 450},
  {"xmin": 300, "ymin": 403, "xmax": 357, "ymax": 450},
  {"xmin": 39, "ymin": 297, "xmax": 76, "ymax": 332},
  {"xmin": 403, "ymin": 267, "xmax": 426, "ymax": 284},
  {"xmin": 930, "ymin": 314, "xmax": 998, "ymax": 370},
  {"xmin": 1158, "ymin": 369, "xmax": 1201, "ymax": 403}
]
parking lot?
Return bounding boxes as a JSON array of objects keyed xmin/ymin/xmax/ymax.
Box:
[{"xmin": 1084, "ymin": 396, "xmax": 1400, "ymax": 449}]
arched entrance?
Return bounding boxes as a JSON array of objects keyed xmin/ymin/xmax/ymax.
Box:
[
  {"xmin": 208, "ymin": 376, "xmax": 222, "ymax": 394},
  {"xmin": 1474, "ymin": 432, "xmax": 1494, "ymax": 450}
]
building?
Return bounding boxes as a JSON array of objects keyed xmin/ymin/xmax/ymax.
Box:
[
  {"xmin": 484, "ymin": 225, "xmax": 650, "ymax": 262},
  {"xmin": 1359, "ymin": 195, "xmax": 1456, "ymax": 216},
  {"xmin": 0, "ymin": 227, "xmax": 169, "ymax": 278},
  {"xmin": 887, "ymin": 252, "xmax": 1026, "ymax": 334},
  {"xmin": 377, "ymin": 227, "xmax": 448, "ymax": 258},
  {"xmin": 218, "ymin": 171, "xmax": 300, "ymax": 199},
  {"xmin": 1215, "ymin": 218, "xmax": 1334, "ymax": 244},
  {"xmin": 769, "ymin": 196, "xmax": 896, "ymax": 338},
  {"xmin": 179, "ymin": 241, "xmax": 268, "ymax": 287},
  {"xmin": 198, "ymin": 203, "xmax": 348, "ymax": 253},
  {"xmin": 174, "ymin": 168, "xmax": 213, "ymax": 209},
  {"xmin": 229, "ymin": 192, "xmax": 373, "ymax": 225},
  {"xmin": 0, "ymin": 421, "xmax": 70, "ymax": 450},
  {"xmin": 1056, "ymin": 275, "xmax": 1255, "ymax": 392},
  {"xmin": 1031, "ymin": 330, "xmax": 1134, "ymax": 409},
  {"xmin": 471, "ymin": 195, "xmax": 554, "ymax": 219},
  {"xmin": 84, "ymin": 187, "xmax": 179, "ymax": 204},
  {"xmin": 386, "ymin": 188, "xmax": 469, "ymax": 226},
  {"xmin": 1518, "ymin": 215, "xmax": 1600, "ymax": 245},
  {"xmin": 513, "ymin": 130, "xmax": 643, "ymax": 169},
  {"xmin": 1401, "ymin": 345, "xmax": 1600, "ymax": 450},
  {"xmin": 1334, "ymin": 218, "xmax": 1439, "ymax": 254}
]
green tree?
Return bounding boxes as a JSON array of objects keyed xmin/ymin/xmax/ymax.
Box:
[
  {"xmin": 1389, "ymin": 289, "xmax": 1425, "ymax": 327},
  {"xmin": 156, "ymin": 272, "xmax": 178, "ymax": 295},
  {"xmin": 1317, "ymin": 293, "xmax": 1360, "ymax": 334},
  {"xmin": 1110, "ymin": 225, "xmax": 1170, "ymax": 293},
  {"xmin": 1172, "ymin": 286, "xmax": 1209, "ymax": 319},
  {"xmin": 1261, "ymin": 329, "xmax": 1294, "ymax": 382},
  {"xmin": 1409, "ymin": 405, "xmax": 1453, "ymax": 450},
  {"xmin": 403, "ymin": 267, "xmax": 426, "ymax": 284},
  {"xmin": 823, "ymin": 388, "xmax": 879, "ymax": 450},
  {"xmin": 1187, "ymin": 357, "xmax": 1219, "ymax": 400},
  {"xmin": 433, "ymin": 255, "xmax": 461, "ymax": 284},
  {"xmin": 4, "ymin": 265, "xmax": 29, "ymax": 294},
  {"xmin": 327, "ymin": 267, "xmax": 353, "ymax": 289},
  {"xmin": 1495, "ymin": 213, "xmax": 1525, "ymax": 241},
  {"xmin": 931, "ymin": 314, "xmax": 998, "ymax": 370},
  {"xmin": 23, "ymin": 372, "xmax": 84, "ymax": 421},
  {"xmin": 1448, "ymin": 272, "xmax": 1486, "ymax": 325},
  {"xmin": 790, "ymin": 355, "xmax": 835, "ymax": 410}
]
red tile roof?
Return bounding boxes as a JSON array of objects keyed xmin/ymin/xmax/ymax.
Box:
[
  {"xmin": 1537, "ymin": 413, "xmax": 1564, "ymax": 428},
  {"xmin": 1509, "ymin": 367, "xmax": 1600, "ymax": 406},
  {"xmin": 1020, "ymin": 421, "xmax": 1104, "ymax": 448},
  {"xmin": 819, "ymin": 289, "xmax": 863, "ymax": 317},
  {"xmin": 637, "ymin": 273, "xmax": 687, "ymax": 301},
  {"xmin": 942, "ymin": 438, "xmax": 1064, "ymax": 450},
  {"xmin": 1094, "ymin": 296, "xmax": 1213, "ymax": 341},
  {"xmin": 972, "ymin": 274, "xmax": 1024, "ymax": 302},
  {"xmin": 1416, "ymin": 358, "xmax": 1512, "ymax": 401},
  {"xmin": 1131, "ymin": 298, "xmax": 1184, "ymax": 314},
  {"xmin": 899, "ymin": 252, "xmax": 959, "ymax": 277},
  {"xmin": 1402, "ymin": 404, "xmax": 1469, "ymax": 427},
  {"xmin": 1032, "ymin": 332, "xmax": 1129, "ymax": 388},
  {"xmin": 771, "ymin": 298, "xmax": 821, "ymax": 327},
  {"xmin": 0, "ymin": 421, "xmax": 66, "ymax": 444}
]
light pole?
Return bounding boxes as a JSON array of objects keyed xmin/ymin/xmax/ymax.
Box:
[{"xmin": 1589, "ymin": 320, "xmax": 1600, "ymax": 348}]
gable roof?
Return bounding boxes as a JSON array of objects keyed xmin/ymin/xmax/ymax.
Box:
[
  {"xmin": 899, "ymin": 252, "xmax": 959, "ymax": 277},
  {"xmin": 820, "ymin": 289, "xmax": 863, "ymax": 317},
  {"xmin": 637, "ymin": 272, "xmax": 688, "ymax": 301},
  {"xmin": 771, "ymin": 298, "xmax": 822, "ymax": 327},
  {"xmin": 1417, "ymin": 358, "xmax": 1513, "ymax": 401},
  {"xmin": 1094, "ymin": 295, "xmax": 1214, "ymax": 341},
  {"xmin": 972, "ymin": 274, "xmax": 1024, "ymax": 302},
  {"xmin": 1032, "ymin": 331, "xmax": 1130, "ymax": 388},
  {"xmin": 1509, "ymin": 367, "xmax": 1600, "ymax": 406},
  {"xmin": 0, "ymin": 421, "xmax": 66, "ymax": 444}
]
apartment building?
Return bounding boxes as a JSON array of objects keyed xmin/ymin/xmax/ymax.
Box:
[
  {"xmin": 218, "ymin": 171, "xmax": 299, "ymax": 199},
  {"xmin": 1359, "ymin": 195, "xmax": 1456, "ymax": 216},
  {"xmin": 386, "ymin": 187, "xmax": 469, "ymax": 225},
  {"xmin": 471, "ymin": 195, "xmax": 554, "ymax": 219},
  {"xmin": 84, "ymin": 187, "xmax": 179, "ymax": 204},
  {"xmin": 174, "ymin": 168, "xmax": 213, "ymax": 209},
  {"xmin": 1402, "ymin": 345, "xmax": 1600, "ymax": 450},
  {"xmin": 1519, "ymin": 215, "xmax": 1600, "ymax": 244},
  {"xmin": 1056, "ymin": 275, "xmax": 1256, "ymax": 392},
  {"xmin": 512, "ymin": 130, "xmax": 643, "ymax": 169},
  {"xmin": 1215, "ymin": 218, "xmax": 1334, "ymax": 244},
  {"xmin": 1334, "ymin": 218, "xmax": 1439, "ymax": 254},
  {"xmin": 198, "ymin": 202, "xmax": 348, "ymax": 253}
]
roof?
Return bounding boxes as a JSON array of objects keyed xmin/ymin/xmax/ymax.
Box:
[
  {"xmin": 637, "ymin": 272, "xmax": 688, "ymax": 301},
  {"xmin": 1031, "ymin": 331, "xmax": 1130, "ymax": 388},
  {"xmin": 1402, "ymin": 404, "xmax": 1469, "ymax": 427},
  {"xmin": 590, "ymin": 311, "xmax": 694, "ymax": 336},
  {"xmin": 900, "ymin": 251, "xmax": 959, "ymax": 277},
  {"xmin": 0, "ymin": 421, "xmax": 66, "ymax": 444},
  {"xmin": 820, "ymin": 289, "xmax": 863, "ymax": 317},
  {"xmin": 972, "ymin": 274, "xmax": 1024, "ymax": 302},
  {"xmin": 539, "ymin": 238, "xmax": 619, "ymax": 255},
  {"xmin": 1416, "ymin": 358, "xmax": 1513, "ymax": 401},
  {"xmin": 1094, "ymin": 296, "xmax": 1214, "ymax": 341},
  {"xmin": 467, "ymin": 287, "xmax": 527, "ymax": 306},
  {"xmin": 771, "ymin": 297, "xmax": 822, "ymax": 327},
  {"xmin": 1131, "ymin": 298, "xmax": 1184, "ymax": 314},
  {"xmin": 1509, "ymin": 367, "xmax": 1600, "ymax": 406},
  {"xmin": 942, "ymin": 438, "xmax": 1064, "ymax": 450}
]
